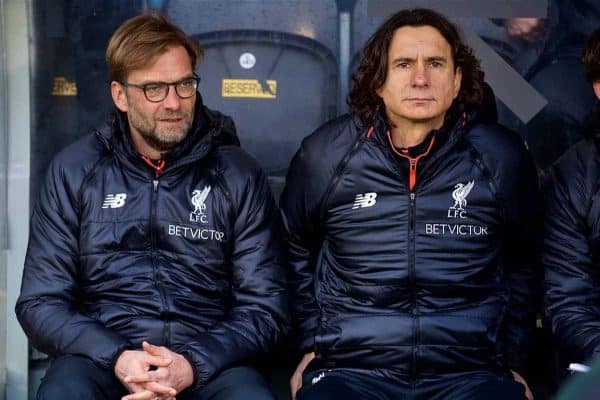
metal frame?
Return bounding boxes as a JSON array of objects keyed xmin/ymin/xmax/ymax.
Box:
[
  {"xmin": 3, "ymin": 0, "xmax": 31, "ymax": 399},
  {"xmin": 0, "ymin": 0, "xmax": 8, "ymax": 395}
]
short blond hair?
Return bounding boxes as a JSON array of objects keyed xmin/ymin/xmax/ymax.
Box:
[{"xmin": 106, "ymin": 10, "xmax": 202, "ymax": 82}]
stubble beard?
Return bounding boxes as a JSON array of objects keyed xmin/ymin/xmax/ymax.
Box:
[{"xmin": 128, "ymin": 105, "xmax": 193, "ymax": 152}]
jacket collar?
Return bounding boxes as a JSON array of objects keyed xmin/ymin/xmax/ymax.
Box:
[{"xmin": 369, "ymin": 109, "xmax": 469, "ymax": 153}]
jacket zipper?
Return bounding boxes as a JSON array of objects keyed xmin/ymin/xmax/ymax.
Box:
[
  {"xmin": 408, "ymin": 191, "xmax": 418, "ymax": 387},
  {"xmin": 366, "ymin": 120, "xmax": 467, "ymax": 384},
  {"xmin": 386, "ymin": 133, "xmax": 435, "ymax": 386},
  {"xmin": 387, "ymin": 132, "xmax": 436, "ymax": 192},
  {"xmin": 149, "ymin": 174, "xmax": 170, "ymax": 346},
  {"xmin": 319, "ymin": 136, "xmax": 364, "ymax": 223},
  {"xmin": 409, "ymin": 159, "xmax": 417, "ymax": 191}
]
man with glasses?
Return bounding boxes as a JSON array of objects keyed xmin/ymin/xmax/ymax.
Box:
[{"xmin": 16, "ymin": 11, "xmax": 287, "ymax": 400}]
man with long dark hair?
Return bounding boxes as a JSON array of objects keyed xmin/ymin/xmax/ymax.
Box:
[{"xmin": 281, "ymin": 8, "xmax": 539, "ymax": 400}]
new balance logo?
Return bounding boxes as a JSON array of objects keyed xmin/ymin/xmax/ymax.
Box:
[
  {"xmin": 352, "ymin": 192, "xmax": 377, "ymax": 209},
  {"xmin": 102, "ymin": 193, "xmax": 127, "ymax": 209}
]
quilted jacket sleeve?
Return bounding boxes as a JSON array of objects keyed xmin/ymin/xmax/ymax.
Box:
[
  {"xmin": 543, "ymin": 145, "xmax": 600, "ymax": 363},
  {"xmin": 279, "ymin": 143, "xmax": 325, "ymax": 356},
  {"xmin": 16, "ymin": 158, "xmax": 132, "ymax": 370}
]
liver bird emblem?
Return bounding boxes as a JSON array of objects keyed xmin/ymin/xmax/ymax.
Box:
[
  {"xmin": 451, "ymin": 180, "xmax": 474, "ymax": 210},
  {"xmin": 192, "ymin": 186, "xmax": 211, "ymax": 214}
]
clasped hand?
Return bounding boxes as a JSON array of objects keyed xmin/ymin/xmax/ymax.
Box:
[{"xmin": 115, "ymin": 341, "xmax": 194, "ymax": 400}]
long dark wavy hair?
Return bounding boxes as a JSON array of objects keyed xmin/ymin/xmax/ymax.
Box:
[
  {"xmin": 347, "ymin": 8, "xmax": 484, "ymax": 126},
  {"xmin": 583, "ymin": 28, "xmax": 600, "ymax": 84}
]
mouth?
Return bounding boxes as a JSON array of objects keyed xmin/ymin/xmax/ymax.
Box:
[
  {"xmin": 405, "ymin": 98, "xmax": 435, "ymax": 106},
  {"xmin": 158, "ymin": 118, "xmax": 183, "ymax": 124}
]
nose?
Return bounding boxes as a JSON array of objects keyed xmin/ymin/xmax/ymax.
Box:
[
  {"xmin": 163, "ymin": 85, "xmax": 181, "ymax": 110},
  {"xmin": 411, "ymin": 61, "xmax": 429, "ymax": 87}
]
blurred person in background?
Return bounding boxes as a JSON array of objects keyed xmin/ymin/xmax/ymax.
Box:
[{"xmin": 543, "ymin": 27, "xmax": 600, "ymax": 373}]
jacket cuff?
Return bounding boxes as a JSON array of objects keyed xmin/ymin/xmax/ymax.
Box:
[
  {"xmin": 505, "ymin": 353, "xmax": 525, "ymax": 376},
  {"xmin": 106, "ymin": 342, "xmax": 135, "ymax": 371},
  {"xmin": 172, "ymin": 346, "xmax": 205, "ymax": 391},
  {"xmin": 182, "ymin": 350, "xmax": 202, "ymax": 391}
]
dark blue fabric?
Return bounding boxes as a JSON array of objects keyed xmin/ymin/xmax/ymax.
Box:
[
  {"xmin": 184, "ymin": 366, "xmax": 274, "ymax": 400},
  {"xmin": 281, "ymin": 111, "xmax": 541, "ymax": 383},
  {"xmin": 37, "ymin": 355, "xmax": 127, "ymax": 400},
  {"xmin": 17, "ymin": 100, "xmax": 289, "ymax": 390},
  {"xmin": 37, "ymin": 355, "xmax": 274, "ymax": 400},
  {"xmin": 543, "ymin": 104, "xmax": 600, "ymax": 364},
  {"xmin": 298, "ymin": 368, "xmax": 527, "ymax": 400}
]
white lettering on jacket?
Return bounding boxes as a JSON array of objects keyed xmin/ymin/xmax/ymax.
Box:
[
  {"xmin": 425, "ymin": 223, "xmax": 489, "ymax": 236},
  {"xmin": 168, "ymin": 224, "xmax": 225, "ymax": 242}
]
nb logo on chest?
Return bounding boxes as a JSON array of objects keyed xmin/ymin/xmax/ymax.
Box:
[
  {"xmin": 102, "ymin": 193, "xmax": 127, "ymax": 209},
  {"xmin": 352, "ymin": 192, "xmax": 378, "ymax": 210}
]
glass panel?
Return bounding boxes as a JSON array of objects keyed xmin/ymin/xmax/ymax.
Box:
[{"xmin": 29, "ymin": 0, "xmax": 338, "ymax": 202}]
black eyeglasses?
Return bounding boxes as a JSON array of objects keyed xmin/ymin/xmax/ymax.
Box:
[{"xmin": 120, "ymin": 74, "xmax": 200, "ymax": 102}]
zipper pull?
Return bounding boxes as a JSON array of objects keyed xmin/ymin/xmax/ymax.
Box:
[
  {"xmin": 410, "ymin": 158, "xmax": 417, "ymax": 171},
  {"xmin": 153, "ymin": 179, "xmax": 158, "ymax": 192},
  {"xmin": 409, "ymin": 158, "xmax": 417, "ymax": 191}
]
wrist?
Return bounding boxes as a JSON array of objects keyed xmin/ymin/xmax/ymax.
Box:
[
  {"xmin": 112, "ymin": 344, "xmax": 134, "ymax": 373},
  {"xmin": 180, "ymin": 354, "xmax": 194, "ymax": 388},
  {"xmin": 178, "ymin": 350, "xmax": 198, "ymax": 390}
]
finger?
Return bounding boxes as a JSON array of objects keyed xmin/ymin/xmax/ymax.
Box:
[
  {"xmin": 142, "ymin": 353, "xmax": 172, "ymax": 368},
  {"xmin": 126, "ymin": 369, "xmax": 168, "ymax": 384},
  {"xmin": 300, "ymin": 357, "xmax": 312, "ymax": 369},
  {"xmin": 142, "ymin": 381, "xmax": 177, "ymax": 397},
  {"xmin": 143, "ymin": 341, "xmax": 170, "ymax": 357},
  {"xmin": 125, "ymin": 382, "xmax": 146, "ymax": 394},
  {"xmin": 121, "ymin": 389, "xmax": 157, "ymax": 400},
  {"xmin": 290, "ymin": 374, "xmax": 301, "ymax": 391},
  {"xmin": 290, "ymin": 376, "xmax": 301, "ymax": 400},
  {"xmin": 299, "ymin": 352, "xmax": 315, "ymax": 370},
  {"xmin": 525, "ymin": 385, "xmax": 534, "ymax": 400}
]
